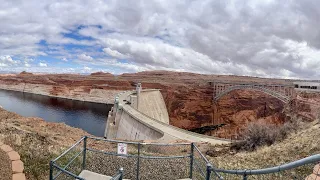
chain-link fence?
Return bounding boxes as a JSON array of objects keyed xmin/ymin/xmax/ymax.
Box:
[
  {"xmin": 50, "ymin": 136, "xmax": 320, "ymax": 180},
  {"xmin": 50, "ymin": 136, "xmax": 215, "ymax": 180},
  {"xmin": 50, "ymin": 137, "xmax": 85, "ymax": 180}
]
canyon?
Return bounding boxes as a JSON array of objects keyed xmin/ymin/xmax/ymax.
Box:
[
  {"xmin": 0, "ymin": 71, "xmax": 320, "ymax": 179},
  {"xmin": 0, "ymin": 71, "xmax": 318, "ymax": 139}
]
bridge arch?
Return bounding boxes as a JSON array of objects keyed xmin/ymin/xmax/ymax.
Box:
[
  {"xmin": 214, "ymin": 85, "xmax": 290, "ymax": 103},
  {"xmin": 211, "ymin": 81, "xmax": 295, "ymax": 104}
]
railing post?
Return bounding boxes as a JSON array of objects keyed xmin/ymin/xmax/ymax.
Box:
[
  {"xmin": 206, "ymin": 163, "xmax": 213, "ymax": 180},
  {"xmin": 190, "ymin": 143, "xmax": 194, "ymax": 179},
  {"xmin": 82, "ymin": 136, "xmax": 87, "ymax": 170},
  {"xmin": 136, "ymin": 143, "xmax": 141, "ymax": 180},
  {"xmin": 243, "ymin": 174, "xmax": 247, "ymax": 180},
  {"xmin": 243, "ymin": 170, "xmax": 247, "ymax": 180},
  {"xmin": 119, "ymin": 167, "xmax": 124, "ymax": 180},
  {"xmin": 49, "ymin": 161, "xmax": 54, "ymax": 180}
]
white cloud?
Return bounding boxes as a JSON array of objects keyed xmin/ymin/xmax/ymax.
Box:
[
  {"xmin": 102, "ymin": 36, "xmax": 238, "ymax": 74},
  {"xmin": 103, "ymin": 48, "xmax": 129, "ymax": 59},
  {"xmin": 1, "ymin": 0, "xmax": 320, "ymax": 78},
  {"xmin": 39, "ymin": 62, "xmax": 47, "ymax": 67},
  {"xmin": 0, "ymin": 55, "xmax": 17, "ymax": 67},
  {"xmin": 78, "ymin": 54, "xmax": 93, "ymax": 61},
  {"xmin": 84, "ymin": 66, "xmax": 91, "ymax": 70},
  {"xmin": 24, "ymin": 63, "xmax": 31, "ymax": 67}
]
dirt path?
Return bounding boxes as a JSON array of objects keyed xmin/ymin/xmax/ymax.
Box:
[{"xmin": 0, "ymin": 149, "xmax": 11, "ymax": 180}]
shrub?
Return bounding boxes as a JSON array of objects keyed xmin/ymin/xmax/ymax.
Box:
[{"xmin": 231, "ymin": 121, "xmax": 297, "ymax": 151}]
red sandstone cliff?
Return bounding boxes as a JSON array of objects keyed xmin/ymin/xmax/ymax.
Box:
[{"xmin": 0, "ymin": 70, "xmax": 318, "ymax": 139}]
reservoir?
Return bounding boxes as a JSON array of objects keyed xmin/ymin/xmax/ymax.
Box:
[{"xmin": 0, "ymin": 89, "xmax": 112, "ymax": 136}]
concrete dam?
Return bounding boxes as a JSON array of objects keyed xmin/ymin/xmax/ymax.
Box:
[{"xmin": 105, "ymin": 87, "xmax": 229, "ymax": 144}]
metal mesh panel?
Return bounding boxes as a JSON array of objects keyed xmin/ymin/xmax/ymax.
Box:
[
  {"xmin": 50, "ymin": 136, "xmax": 320, "ymax": 180},
  {"xmin": 51, "ymin": 139, "xmax": 84, "ymax": 180},
  {"xmin": 85, "ymin": 137, "xmax": 139, "ymax": 179},
  {"xmin": 139, "ymin": 143, "xmax": 191, "ymax": 179},
  {"xmin": 192, "ymin": 145, "xmax": 209, "ymax": 180}
]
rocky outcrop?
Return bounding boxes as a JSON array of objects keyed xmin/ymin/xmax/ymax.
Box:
[
  {"xmin": 213, "ymin": 89, "xmax": 286, "ymax": 138},
  {"xmin": 0, "ymin": 71, "xmax": 314, "ymax": 139}
]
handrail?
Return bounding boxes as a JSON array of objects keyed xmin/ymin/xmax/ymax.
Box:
[
  {"xmin": 211, "ymin": 81, "xmax": 294, "ymax": 87},
  {"xmin": 52, "ymin": 136, "xmax": 85, "ymax": 162},
  {"xmin": 110, "ymin": 168, "xmax": 124, "ymax": 180},
  {"xmin": 215, "ymin": 154, "xmax": 320, "ymax": 175},
  {"xmin": 87, "ymin": 136, "xmax": 191, "ymax": 146},
  {"xmin": 50, "ymin": 136, "xmax": 214, "ymax": 180},
  {"xmin": 52, "ymin": 150, "xmax": 84, "ymax": 179},
  {"xmin": 193, "ymin": 144, "xmax": 210, "ymax": 164},
  {"xmin": 52, "ymin": 164, "xmax": 84, "ymax": 180}
]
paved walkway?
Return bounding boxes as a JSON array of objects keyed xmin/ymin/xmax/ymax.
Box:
[
  {"xmin": 306, "ymin": 164, "xmax": 320, "ymax": 180},
  {"xmin": 0, "ymin": 148, "xmax": 11, "ymax": 180}
]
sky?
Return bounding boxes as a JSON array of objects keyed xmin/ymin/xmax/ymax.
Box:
[{"xmin": 0, "ymin": 0, "xmax": 320, "ymax": 79}]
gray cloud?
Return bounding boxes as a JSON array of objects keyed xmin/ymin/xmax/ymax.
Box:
[{"xmin": 0, "ymin": 0, "xmax": 320, "ymax": 78}]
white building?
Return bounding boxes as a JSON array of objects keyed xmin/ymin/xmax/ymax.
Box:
[{"xmin": 293, "ymin": 81, "xmax": 320, "ymax": 92}]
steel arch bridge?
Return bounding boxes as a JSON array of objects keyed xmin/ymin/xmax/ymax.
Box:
[{"xmin": 210, "ymin": 81, "xmax": 295, "ymax": 103}]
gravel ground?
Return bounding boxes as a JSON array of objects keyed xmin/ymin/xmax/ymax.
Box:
[
  {"xmin": 0, "ymin": 149, "xmax": 11, "ymax": 180},
  {"xmin": 85, "ymin": 153, "xmax": 191, "ymax": 180}
]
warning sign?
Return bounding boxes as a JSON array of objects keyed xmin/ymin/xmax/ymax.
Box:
[{"xmin": 117, "ymin": 143, "xmax": 127, "ymax": 155}]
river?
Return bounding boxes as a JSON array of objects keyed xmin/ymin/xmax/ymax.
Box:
[{"xmin": 0, "ymin": 89, "xmax": 112, "ymax": 136}]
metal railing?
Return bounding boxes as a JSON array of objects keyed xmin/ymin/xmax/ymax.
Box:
[
  {"xmin": 49, "ymin": 136, "xmax": 216, "ymax": 180},
  {"xmin": 214, "ymin": 85, "xmax": 291, "ymax": 103},
  {"xmin": 214, "ymin": 154, "xmax": 320, "ymax": 179},
  {"xmin": 110, "ymin": 168, "xmax": 124, "ymax": 180},
  {"xmin": 50, "ymin": 136, "xmax": 319, "ymax": 180}
]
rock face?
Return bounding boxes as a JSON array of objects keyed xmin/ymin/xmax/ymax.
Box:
[
  {"xmin": 0, "ymin": 70, "xmax": 313, "ymax": 138},
  {"xmin": 18, "ymin": 71, "xmax": 33, "ymax": 76},
  {"xmin": 159, "ymin": 84, "xmax": 287, "ymax": 139},
  {"xmin": 213, "ymin": 90, "xmax": 286, "ymax": 138}
]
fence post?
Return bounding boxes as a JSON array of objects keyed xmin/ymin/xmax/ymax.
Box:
[
  {"xmin": 82, "ymin": 136, "xmax": 87, "ymax": 170},
  {"xmin": 243, "ymin": 170, "xmax": 247, "ymax": 180},
  {"xmin": 243, "ymin": 174, "xmax": 247, "ymax": 180},
  {"xmin": 189, "ymin": 143, "xmax": 194, "ymax": 179},
  {"xmin": 136, "ymin": 143, "xmax": 141, "ymax": 180},
  {"xmin": 206, "ymin": 163, "xmax": 213, "ymax": 180},
  {"xmin": 119, "ymin": 167, "xmax": 124, "ymax": 180},
  {"xmin": 49, "ymin": 161, "xmax": 54, "ymax": 180}
]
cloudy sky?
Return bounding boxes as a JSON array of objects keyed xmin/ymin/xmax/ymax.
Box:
[{"xmin": 0, "ymin": 0, "xmax": 320, "ymax": 79}]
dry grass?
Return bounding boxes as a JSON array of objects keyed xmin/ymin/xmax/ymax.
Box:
[
  {"xmin": 0, "ymin": 149, "xmax": 12, "ymax": 180},
  {"xmin": 231, "ymin": 120, "xmax": 298, "ymax": 151},
  {"xmin": 210, "ymin": 123, "xmax": 320, "ymax": 170}
]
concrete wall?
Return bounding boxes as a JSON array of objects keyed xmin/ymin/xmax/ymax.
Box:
[
  {"xmin": 105, "ymin": 89, "xmax": 230, "ymax": 144},
  {"xmin": 137, "ymin": 90, "xmax": 169, "ymax": 124},
  {"xmin": 105, "ymin": 90, "xmax": 166, "ymax": 141},
  {"xmin": 116, "ymin": 111, "xmax": 163, "ymax": 140}
]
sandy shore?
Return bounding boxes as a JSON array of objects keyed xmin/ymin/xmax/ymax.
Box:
[{"xmin": 0, "ymin": 81, "xmax": 121, "ymax": 104}]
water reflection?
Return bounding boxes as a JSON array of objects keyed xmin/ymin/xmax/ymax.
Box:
[{"xmin": 0, "ymin": 89, "xmax": 112, "ymax": 136}]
